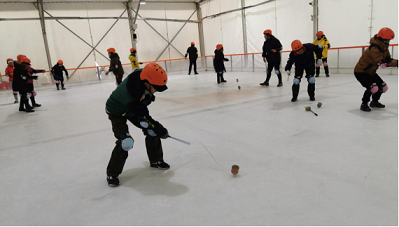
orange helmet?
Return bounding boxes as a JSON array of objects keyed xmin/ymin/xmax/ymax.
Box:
[
  {"xmin": 216, "ymin": 44, "xmax": 223, "ymax": 50},
  {"xmin": 377, "ymin": 27, "xmax": 395, "ymax": 40},
  {"xmin": 130, "ymin": 48, "xmax": 136, "ymax": 52},
  {"xmin": 21, "ymin": 57, "xmax": 31, "ymax": 64},
  {"xmin": 263, "ymin": 29, "xmax": 272, "ymax": 35},
  {"xmin": 140, "ymin": 63, "xmax": 168, "ymax": 92},
  {"xmin": 107, "ymin": 48, "xmax": 116, "ymax": 53},
  {"xmin": 7, "ymin": 58, "xmax": 13, "ymax": 63},
  {"xmin": 316, "ymin": 31, "xmax": 324, "ymax": 37},
  {"xmin": 58, "ymin": 60, "xmax": 63, "ymax": 65},
  {"xmin": 17, "ymin": 54, "xmax": 26, "ymax": 62},
  {"xmin": 191, "ymin": 42, "xmax": 195, "ymax": 45},
  {"xmin": 291, "ymin": 40, "xmax": 303, "ymax": 51}
]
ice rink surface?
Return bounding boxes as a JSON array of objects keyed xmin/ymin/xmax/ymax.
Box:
[{"xmin": 0, "ymin": 71, "xmax": 397, "ymax": 225}]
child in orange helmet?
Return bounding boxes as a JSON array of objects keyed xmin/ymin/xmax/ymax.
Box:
[
  {"xmin": 5, "ymin": 58, "xmax": 18, "ymax": 103},
  {"xmin": 185, "ymin": 42, "xmax": 199, "ymax": 75},
  {"xmin": 13, "ymin": 56, "xmax": 38, "ymax": 112},
  {"xmin": 26, "ymin": 59, "xmax": 46, "ymax": 107},
  {"xmin": 354, "ymin": 27, "xmax": 398, "ymax": 112},
  {"xmin": 312, "ymin": 31, "xmax": 331, "ymax": 77},
  {"xmin": 285, "ymin": 40, "xmax": 322, "ymax": 102},
  {"xmin": 105, "ymin": 63, "xmax": 170, "ymax": 187},
  {"xmin": 129, "ymin": 48, "xmax": 143, "ymax": 70},
  {"xmin": 105, "ymin": 48, "xmax": 124, "ymax": 85},
  {"xmin": 213, "ymin": 44, "xmax": 229, "ymax": 84},
  {"xmin": 51, "ymin": 60, "xmax": 68, "ymax": 90}
]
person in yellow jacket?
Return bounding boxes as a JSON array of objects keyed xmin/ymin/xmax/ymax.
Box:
[
  {"xmin": 312, "ymin": 31, "xmax": 330, "ymax": 77},
  {"xmin": 129, "ymin": 48, "xmax": 143, "ymax": 70}
]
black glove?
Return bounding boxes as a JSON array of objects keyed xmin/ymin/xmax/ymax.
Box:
[
  {"xmin": 224, "ymin": 58, "xmax": 229, "ymax": 62},
  {"xmin": 153, "ymin": 121, "xmax": 169, "ymax": 139},
  {"xmin": 139, "ymin": 62, "xmax": 143, "ymax": 65}
]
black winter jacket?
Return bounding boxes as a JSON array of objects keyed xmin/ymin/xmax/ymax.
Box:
[
  {"xmin": 12, "ymin": 62, "xmax": 37, "ymax": 92},
  {"xmin": 285, "ymin": 44, "xmax": 322, "ymax": 71},
  {"xmin": 213, "ymin": 50, "xmax": 229, "ymax": 73},
  {"xmin": 262, "ymin": 35, "xmax": 282, "ymax": 63},
  {"xmin": 185, "ymin": 45, "xmax": 198, "ymax": 60},
  {"xmin": 51, "ymin": 64, "xmax": 68, "ymax": 80},
  {"xmin": 109, "ymin": 53, "xmax": 124, "ymax": 76}
]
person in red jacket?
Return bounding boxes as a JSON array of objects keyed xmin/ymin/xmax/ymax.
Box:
[{"xmin": 5, "ymin": 58, "xmax": 18, "ymax": 103}]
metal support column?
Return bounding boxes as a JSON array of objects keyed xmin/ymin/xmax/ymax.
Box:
[
  {"xmin": 312, "ymin": 0, "xmax": 318, "ymax": 37},
  {"xmin": 126, "ymin": 0, "xmax": 136, "ymax": 49},
  {"xmin": 196, "ymin": 2, "xmax": 206, "ymax": 69},
  {"xmin": 241, "ymin": 0, "xmax": 248, "ymax": 66},
  {"xmin": 37, "ymin": 0, "xmax": 52, "ymax": 70},
  {"xmin": 337, "ymin": 49, "xmax": 339, "ymax": 74}
]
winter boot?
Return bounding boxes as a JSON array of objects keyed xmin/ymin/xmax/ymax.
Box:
[
  {"xmin": 260, "ymin": 81, "xmax": 269, "ymax": 86},
  {"xmin": 370, "ymin": 101, "xmax": 385, "ymax": 108},
  {"xmin": 150, "ymin": 160, "xmax": 170, "ymax": 170},
  {"xmin": 107, "ymin": 176, "xmax": 120, "ymax": 187},
  {"xmin": 360, "ymin": 103, "xmax": 371, "ymax": 112}
]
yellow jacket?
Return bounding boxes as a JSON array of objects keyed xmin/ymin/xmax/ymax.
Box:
[
  {"xmin": 129, "ymin": 55, "xmax": 140, "ymax": 70},
  {"xmin": 312, "ymin": 37, "xmax": 330, "ymax": 59}
]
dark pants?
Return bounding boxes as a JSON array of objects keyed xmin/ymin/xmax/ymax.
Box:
[
  {"xmin": 27, "ymin": 83, "xmax": 37, "ymax": 105},
  {"xmin": 189, "ymin": 59, "xmax": 197, "ymax": 74},
  {"xmin": 106, "ymin": 114, "xmax": 164, "ymax": 177},
  {"xmin": 266, "ymin": 61, "xmax": 282, "ymax": 83},
  {"xmin": 18, "ymin": 87, "xmax": 32, "ymax": 110},
  {"xmin": 316, "ymin": 58, "xmax": 329, "ymax": 76},
  {"xmin": 55, "ymin": 77, "xmax": 64, "ymax": 89},
  {"xmin": 216, "ymin": 71, "xmax": 225, "ymax": 83},
  {"xmin": 354, "ymin": 72, "xmax": 384, "ymax": 103},
  {"xmin": 115, "ymin": 75, "xmax": 123, "ymax": 85},
  {"xmin": 292, "ymin": 65, "xmax": 316, "ymax": 99}
]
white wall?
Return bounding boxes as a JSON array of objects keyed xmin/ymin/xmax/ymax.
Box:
[{"xmin": 0, "ymin": 2, "xmax": 199, "ymax": 85}]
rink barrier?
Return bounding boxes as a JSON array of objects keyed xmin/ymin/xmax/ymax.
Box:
[{"xmin": 0, "ymin": 44, "xmax": 397, "ymax": 89}]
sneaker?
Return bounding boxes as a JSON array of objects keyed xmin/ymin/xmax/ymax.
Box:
[
  {"xmin": 150, "ymin": 160, "xmax": 170, "ymax": 170},
  {"xmin": 107, "ymin": 176, "xmax": 120, "ymax": 187},
  {"xmin": 14, "ymin": 101, "xmax": 18, "ymax": 104},
  {"xmin": 310, "ymin": 97, "xmax": 315, "ymax": 101},
  {"xmin": 26, "ymin": 109, "xmax": 35, "ymax": 113},
  {"xmin": 360, "ymin": 103, "xmax": 371, "ymax": 112},
  {"xmin": 33, "ymin": 103, "xmax": 41, "ymax": 107},
  {"xmin": 277, "ymin": 82, "xmax": 283, "ymax": 87},
  {"xmin": 370, "ymin": 101, "xmax": 385, "ymax": 108},
  {"xmin": 315, "ymin": 74, "xmax": 319, "ymax": 77},
  {"xmin": 291, "ymin": 97, "xmax": 297, "ymax": 102},
  {"xmin": 326, "ymin": 74, "xmax": 330, "ymax": 77},
  {"xmin": 260, "ymin": 81, "xmax": 269, "ymax": 86}
]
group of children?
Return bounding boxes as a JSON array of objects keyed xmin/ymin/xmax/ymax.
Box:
[
  {"xmin": 4, "ymin": 56, "xmax": 69, "ymax": 112},
  {"xmin": 211, "ymin": 27, "xmax": 396, "ymax": 111}
]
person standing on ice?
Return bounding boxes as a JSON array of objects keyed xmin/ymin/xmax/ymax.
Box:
[
  {"xmin": 312, "ymin": 31, "xmax": 331, "ymax": 77},
  {"xmin": 5, "ymin": 58, "xmax": 18, "ymax": 103},
  {"xmin": 13, "ymin": 56, "xmax": 38, "ymax": 113},
  {"xmin": 105, "ymin": 48, "xmax": 124, "ymax": 85},
  {"xmin": 260, "ymin": 29, "xmax": 283, "ymax": 87},
  {"xmin": 285, "ymin": 40, "xmax": 322, "ymax": 102},
  {"xmin": 51, "ymin": 60, "xmax": 68, "ymax": 90},
  {"xmin": 354, "ymin": 27, "xmax": 397, "ymax": 112},
  {"xmin": 185, "ymin": 42, "xmax": 199, "ymax": 75},
  {"xmin": 26, "ymin": 59, "xmax": 45, "ymax": 107},
  {"xmin": 213, "ymin": 44, "xmax": 229, "ymax": 84},
  {"xmin": 129, "ymin": 48, "xmax": 143, "ymax": 70},
  {"xmin": 105, "ymin": 63, "xmax": 170, "ymax": 187}
]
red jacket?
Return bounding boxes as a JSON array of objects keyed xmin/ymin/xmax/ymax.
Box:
[{"xmin": 5, "ymin": 65, "xmax": 14, "ymax": 82}]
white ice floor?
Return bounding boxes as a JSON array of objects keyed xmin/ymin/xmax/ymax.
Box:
[{"xmin": 0, "ymin": 71, "xmax": 397, "ymax": 225}]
